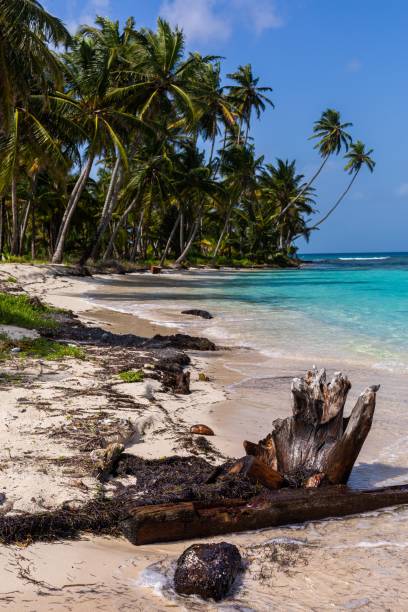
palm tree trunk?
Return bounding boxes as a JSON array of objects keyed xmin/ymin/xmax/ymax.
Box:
[
  {"xmin": 19, "ymin": 201, "xmax": 31, "ymax": 255},
  {"xmin": 19, "ymin": 174, "xmax": 38, "ymax": 256},
  {"xmin": 0, "ymin": 197, "xmax": 4, "ymax": 256},
  {"xmin": 31, "ymin": 197, "xmax": 36, "ymax": 260},
  {"xmin": 130, "ymin": 207, "xmax": 146, "ymax": 261},
  {"xmin": 160, "ymin": 212, "xmax": 181, "ymax": 266},
  {"xmin": 308, "ymin": 170, "xmax": 359, "ymax": 230},
  {"xmin": 52, "ymin": 154, "xmax": 95, "ymax": 264},
  {"xmin": 278, "ymin": 155, "xmax": 329, "ymax": 220},
  {"xmin": 212, "ymin": 205, "xmax": 232, "ymax": 259},
  {"xmin": 10, "ymin": 175, "xmax": 19, "ymax": 255},
  {"xmin": 175, "ymin": 213, "xmax": 201, "ymax": 264},
  {"xmin": 102, "ymin": 197, "xmax": 139, "ymax": 262},
  {"xmin": 85, "ymin": 157, "xmax": 122, "ymax": 263},
  {"xmin": 179, "ymin": 211, "xmax": 184, "ymax": 253}
]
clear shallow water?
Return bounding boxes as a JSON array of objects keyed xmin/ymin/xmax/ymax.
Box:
[{"xmin": 90, "ymin": 252, "xmax": 408, "ymax": 372}]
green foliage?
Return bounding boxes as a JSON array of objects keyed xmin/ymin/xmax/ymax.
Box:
[
  {"xmin": 0, "ymin": 336, "xmax": 85, "ymax": 361},
  {"xmin": 0, "ymin": 292, "xmax": 57, "ymax": 329},
  {"xmin": 119, "ymin": 370, "xmax": 144, "ymax": 383},
  {"xmin": 0, "ymin": 6, "xmax": 375, "ymax": 265}
]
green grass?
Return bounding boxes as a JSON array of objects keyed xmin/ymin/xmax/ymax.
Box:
[
  {"xmin": 4, "ymin": 276, "xmax": 17, "ymax": 283},
  {"xmin": 118, "ymin": 370, "xmax": 144, "ymax": 383},
  {"xmin": 0, "ymin": 336, "xmax": 85, "ymax": 361},
  {"xmin": 0, "ymin": 292, "xmax": 57, "ymax": 330}
]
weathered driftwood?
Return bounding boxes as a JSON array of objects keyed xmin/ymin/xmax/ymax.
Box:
[
  {"xmin": 120, "ymin": 484, "xmax": 408, "ymax": 545},
  {"xmin": 244, "ymin": 369, "xmax": 379, "ymax": 486}
]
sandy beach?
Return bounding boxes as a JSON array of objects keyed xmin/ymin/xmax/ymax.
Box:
[{"xmin": 1, "ymin": 264, "xmax": 408, "ymax": 610}]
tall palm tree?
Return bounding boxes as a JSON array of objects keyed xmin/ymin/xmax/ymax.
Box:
[
  {"xmin": 50, "ymin": 34, "xmax": 144, "ymax": 263},
  {"xmin": 76, "ymin": 17, "xmax": 140, "ymax": 263},
  {"xmin": 260, "ymin": 159, "xmax": 315, "ymax": 251},
  {"xmin": 227, "ymin": 64, "xmax": 274, "ymax": 145},
  {"xmin": 278, "ymin": 109, "xmax": 353, "ymax": 220},
  {"xmin": 0, "ymin": 0, "xmax": 70, "ymax": 130},
  {"xmin": 107, "ymin": 19, "xmax": 206, "ymax": 125},
  {"xmin": 212, "ymin": 144, "xmax": 264, "ymax": 259},
  {"xmin": 192, "ymin": 62, "xmax": 236, "ymax": 164},
  {"xmin": 308, "ymin": 141, "xmax": 375, "ymax": 230}
]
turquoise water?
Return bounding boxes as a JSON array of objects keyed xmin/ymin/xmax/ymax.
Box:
[{"xmin": 93, "ymin": 252, "xmax": 408, "ymax": 371}]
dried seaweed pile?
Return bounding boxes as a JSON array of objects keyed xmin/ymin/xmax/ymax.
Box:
[{"xmin": 0, "ymin": 456, "xmax": 262, "ymax": 545}]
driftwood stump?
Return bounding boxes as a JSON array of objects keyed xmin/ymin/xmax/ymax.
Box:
[{"xmin": 245, "ymin": 368, "xmax": 379, "ymax": 486}]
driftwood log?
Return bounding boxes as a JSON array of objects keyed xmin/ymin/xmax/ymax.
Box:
[
  {"xmin": 244, "ymin": 368, "xmax": 379, "ymax": 486},
  {"xmin": 120, "ymin": 484, "xmax": 408, "ymax": 545}
]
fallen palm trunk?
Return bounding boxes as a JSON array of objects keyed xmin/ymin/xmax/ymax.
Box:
[{"xmin": 120, "ymin": 484, "xmax": 408, "ymax": 545}]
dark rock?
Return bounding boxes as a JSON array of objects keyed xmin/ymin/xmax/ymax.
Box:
[
  {"xmin": 144, "ymin": 334, "xmax": 217, "ymax": 351},
  {"xmin": 162, "ymin": 370, "xmax": 191, "ymax": 394},
  {"xmin": 190, "ymin": 424, "xmax": 214, "ymax": 436},
  {"xmin": 154, "ymin": 348, "xmax": 191, "ymax": 370},
  {"xmin": 0, "ymin": 493, "xmax": 5, "ymax": 505},
  {"xmin": 174, "ymin": 542, "xmax": 242, "ymax": 601},
  {"xmin": 181, "ymin": 309, "xmax": 213, "ymax": 320}
]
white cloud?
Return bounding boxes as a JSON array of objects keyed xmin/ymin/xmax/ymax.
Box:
[
  {"xmin": 160, "ymin": 0, "xmax": 230, "ymax": 43},
  {"xmin": 396, "ymin": 183, "xmax": 408, "ymax": 197},
  {"xmin": 346, "ymin": 58, "xmax": 362, "ymax": 73},
  {"xmin": 159, "ymin": 0, "xmax": 284, "ymax": 44},
  {"xmin": 232, "ymin": 0, "xmax": 283, "ymax": 34}
]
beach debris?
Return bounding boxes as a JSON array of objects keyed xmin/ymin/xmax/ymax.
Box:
[
  {"xmin": 223, "ymin": 455, "xmax": 284, "ymax": 490},
  {"xmin": 141, "ymin": 382, "xmax": 155, "ymax": 401},
  {"xmin": 174, "ymin": 542, "xmax": 242, "ymax": 601},
  {"xmin": 150, "ymin": 265, "xmax": 162, "ymax": 274},
  {"xmin": 190, "ymin": 424, "xmax": 214, "ymax": 436},
  {"xmin": 181, "ymin": 309, "xmax": 214, "ymax": 320},
  {"xmin": 120, "ymin": 483, "xmax": 408, "ymax": 546},
  {"xmin": 244, "ymin": 369, "xmax": 379, "ymax": 486},
  {"xmin": 91, "ymin": 442, "xmax": 125, "ymax": 481},
  {"xmin": 198, "ymin": 372, "xmax": 210, "ymax": 382}
]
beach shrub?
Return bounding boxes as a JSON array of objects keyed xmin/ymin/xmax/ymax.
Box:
[
  {"xmin": 0, "ymin": 292, "xmax": 57, "ymax": 330},
  {"xmin": 119, "ymin": 370, "xmax": 144, "ymax": 383},
  {"xmin": 0, "ymin": 336, "xmax": 85, "ymax": 361}
]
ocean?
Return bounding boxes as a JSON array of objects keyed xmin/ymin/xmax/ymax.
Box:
[{"xmin": 89, "ymin": 252, "xmax": 408, "ymax": 373}]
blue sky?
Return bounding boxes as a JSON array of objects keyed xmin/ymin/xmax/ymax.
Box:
[{"xmin": 46, "ymin": 0, "xmax": 408, "ymax": 254}]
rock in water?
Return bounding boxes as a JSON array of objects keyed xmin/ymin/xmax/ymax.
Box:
[
  {"xmin": 174, "ymin": 542, "xmax": 242, "ymax": 601},
  {"xmin": 181, "ymin": 309, "xmax": 213, "ymax": 320},
  {"xmin": 190, "ymin": 424, "xmax": 214, "ymax": 436}
]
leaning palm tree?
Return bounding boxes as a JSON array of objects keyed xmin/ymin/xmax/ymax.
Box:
[
  {"xmin": 278, "ymin": 109, "xmax": 353, "ymax": 220},
  {"xmin": 227, "ymin": 64, "xmax": 274, "ymax": 145},
  {"xmin": 308, "ymin": 141, "xmax": 375, "ymax": 230},
  {"xmin": 0, "ymin": 0, "xmax": 70, "ymax": 130}
]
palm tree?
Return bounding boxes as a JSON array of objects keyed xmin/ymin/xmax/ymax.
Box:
[
  {"xmin": 0, "ymin": 0, "xmax": 70, "ymax": 130},
  {"xmin": 50, "ymin": 33, "xmax": 144, "ymax": 263},
  {"xmin": 278, "ymin": 109, "xmax": 353, "ymax": 220},
  {"xmin": 192, "ymin": 62, "xmax": 236, "ymax": 164},
  {"xmin": 107, "ymin": 19, "xmax": 206, "ymax": 125},
  {"xmin": 76, "ymin": 17, "xmax": 140, "ymax": 263},
  {"xmin": 227, "ymin": 64, "xmax": 274, "ymax": 145},
  {"xmin": 212, "ymin": 144, "xmax": 264, "ymax": 259},
  {"xmin": 308, "ymin": 141, "xmax": 375, "ymax": 230},
  {"xmin": 259, "ymin": 159, "xmax": 315, "ymax": 251}
]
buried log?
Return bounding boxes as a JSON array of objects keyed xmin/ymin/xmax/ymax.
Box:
[
  {"xmin": 120, "ymin": 484, "xmax": 408, "ymax": 545},
  {"xmin": 244, "ymin": 369, "xmax": 379, "ymax": 486}
]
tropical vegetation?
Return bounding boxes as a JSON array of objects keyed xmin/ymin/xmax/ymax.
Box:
[{"xmin": 0, "ymin": 3, "xmax": 375, "ymax": 266}]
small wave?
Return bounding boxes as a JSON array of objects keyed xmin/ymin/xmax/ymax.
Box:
[{"xmin": 338, "ymin": 256, "xmax": 390, "ymax": 261}]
